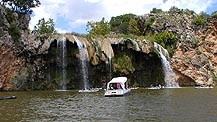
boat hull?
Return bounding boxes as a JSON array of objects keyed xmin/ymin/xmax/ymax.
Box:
[
  {"xmin": 0, "ymin": 96, "xmax": 16, "ymax": 100},
  {"xmin": 104, "ymin": 89, "xmax": 131, "ymax": 97}
]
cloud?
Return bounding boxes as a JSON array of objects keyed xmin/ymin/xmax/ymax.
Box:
[
  {"xmin": 29, "ymin": 0, "xmax": 216, "ymax": 33},
  {"xmin": 160, "ymin": 0, "xmax": 213, "ymax": 13},
  {"xmin": 56, "ymin": 28, "xmax": 68, "ymax": 34},
  {"xmin": 102, "ymin": 0, "xmax": 164, "ymax": 17}
]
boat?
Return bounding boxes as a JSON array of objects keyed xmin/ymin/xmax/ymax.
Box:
[
  {"xmin": 146, "ymin": 84, "xmax": 163, "ymax": 89},
  {"xmin": 104, "ymin": 77, "xmax": 131, "ymax": 97},
  {"xmin": 0, "ymin": 96, "xmax": 16, "ymax": 100},
  {"xmin": 78, "ymin": 88, "xmax": 101, "ymax": 93},
  {"xmin": 195, "ymin": 85, "xmax": 213, "ymax": 89}
]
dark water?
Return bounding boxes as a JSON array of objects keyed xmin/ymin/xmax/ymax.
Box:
[{"xmin": 1, "ymin": 88, "xmax": 217, "ymax": 122}]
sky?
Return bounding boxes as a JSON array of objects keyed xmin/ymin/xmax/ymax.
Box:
[{"xmin": 29, "ymin": 0, "xmax": 217, "ymax": 34}]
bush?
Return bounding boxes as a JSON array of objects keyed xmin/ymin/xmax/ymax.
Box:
[
  {"xmin": 192, "ymin": 12, "xmax": 209, "ymax": 27},
  {"xmin": 211, "ymin": 11, "xmax": 217, "ymax": 18},
  {"xmin": 5, "ymin": 8, "xmax": 14, "ymax": 23},
  {"xmin": 193, "ymin": 16, "xmax": 204, "ymax": 25},
  {"xmin": 150, "ymin": 8, "xmax": 163, "ymax": 14},
  {"xmin": 9, "ymin": 23, "xmax": 21, "ymax": 42},
  {"xmin": 113, "ymin": 54, "xmax": 135, "ymax": 75},
  {"xmin": 154, "ymin": 32, "xmax": 178, "ymax": 56}
]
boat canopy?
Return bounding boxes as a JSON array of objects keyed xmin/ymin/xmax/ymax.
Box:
[{"xmin": 107, "ymin": 77, "xmax": 128, "ymax": 90}]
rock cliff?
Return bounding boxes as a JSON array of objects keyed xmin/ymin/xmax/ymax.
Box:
[
  {"xmin": 0, "ymin": 5, "xmax": 216, "ymax": 90},
  {"xmin": 171, "ymin": 18, "xmax": 217, "ymax": 86}
]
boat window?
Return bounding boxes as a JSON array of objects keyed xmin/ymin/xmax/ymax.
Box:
[
  {"xmin": 109, "ymin": 83, "xmax": 123, "ymax": 90},
  {"xmin": 125, "ymin": 82, "xmax": 128, "ymax": 89}
]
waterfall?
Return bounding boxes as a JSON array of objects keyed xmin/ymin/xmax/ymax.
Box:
[
  {"xmin": 106, "ymin": 47, "xmax": 112, "ymax": 80},
  {"xmin": 73, "ymin": 36, "xmax": 90, "ymax": 90},
  {"xmin": 57, "ymin": 36, "xmax": 67, "ymax": 90},
  {"xmin": 108, "ymin": 57, "xmax": 112, "ymax": 80},
  {"xmin": 102, "ymin": 39, "xmax": 113, "ymax": 80},
  {"xmin": 154, "ymin": 42, "xmax": 180, "ymax": 88}
]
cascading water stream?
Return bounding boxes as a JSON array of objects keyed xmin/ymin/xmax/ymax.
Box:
[
  {"xmin": 57, "ymin": 36, "xmax": 67, "ymax": 90},
  {"xmin": 108, "ymin": 57, "xmax": 112, "ymax": 80},
  {"xmin": 102, "ymin": 39, "xmax": 113, "ymax": 80},
  {"xmin": 154, "ymin": 42, "xmax": 180, "ymax": 88},
  {"xmin": 73, "ymin": 36, "xmax": 90, "ymax": 90}
]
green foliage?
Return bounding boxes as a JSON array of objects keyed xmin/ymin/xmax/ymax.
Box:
[
  {"xmin": 195, "ymin": 48, "xmax": 201, "ymax": 55},
  {"xmin": 9, "ymin": 23, "xmax": 21, "ymax": 42},
  {"xmin": 113, "ymin": 54, "xmax": 135, "ymax": 75},
  {"xmin": 150, "ymin": 8, "xmax": 163, "ymax": 14},
  {"xmin": 211, "ymin": 11, "xmax": 217, "ymax": 18},
  {"xmin": 33, "ymin": 18, "xmax": 56, "ymax": 35},
  {"xmin": 193, "ymin": 11, "xmax": 209, "ymax": 26},
  {"xmin": 129, "ymin": 18, "xmax": 141, "ymax": 35},
  {"xmin": 184, "ymin": 9, "xmax": 196, "ymax": 15},
  {"xmin": 191, "ymin": 38, "xmax": 198, "ymax": 48},
  {"xmin": 169, "ymin": 6, "xmax": 183, "ymax": 14},
  {"xmin": 5, "ymin": 7, "xmax": 14, "ymax": 22},
  {"xmin": 109, "ymin": 14, "xmax": 136, "ymax": 34},
  {"xmin": 194, "ymin": 16, "xmax": 204, "ymax": 25},
  {"xmin": 144, "ymin": 16, "xmax": 155, "ymax": 35},
  {"xmin": 199, "ymin": 11, "xmax": 210, "ymax": 19},
  {"xmin": 211, "ymin": 70, "xmax": 217, "ymax": 82},
  {"xmin": 154, "ymin": 32, "xmax": 178, "ymax": 56},
  {"xmin": 86, "ymin": 17, "xmax": 110, "ymax": 38},
  {"xmin": 213, "ymin": 77, "xmax": 217, "ymax": 82},
  {"xmin": 1, "ymin": 0, "xmax": 41, "ymax": 14}
]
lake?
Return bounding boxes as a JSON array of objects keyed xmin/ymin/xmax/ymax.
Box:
[{"xmin": 1, "ymin": 88, "xmax": 217, "ymax": 122}]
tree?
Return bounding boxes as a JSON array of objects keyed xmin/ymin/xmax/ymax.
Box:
[
  {"xmin": 169, "ymin": 6, "xmax": 183, "ymax": 14},
  {"xmin": 150, "ymin": 8, "xmax": 163, "ymax": 14},
  {"xmin": 86, "ymin": 17, "xmax": 110, "ymax": 37},
  {"xmin": 33, "ymin": 18, "xmax": 56, "ymax": 35},
  {"xmin": 211, "ymin": 11, "xmax": 217, "ymax": 18},
  {"xmin": 109, "ymin": 14, "xmax": 136, "ymax": 34},
  {"xmin": 1, "ymin": 0, "xmax": 41, "ymax": 14},
  {"xmin": 129, "ymin": 18, "xmax": 141, "ymax": 35}
]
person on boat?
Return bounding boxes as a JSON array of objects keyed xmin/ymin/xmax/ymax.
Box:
[{"xmin": 116, "ymin": 83, "xmax": 123, "ymax": 89}]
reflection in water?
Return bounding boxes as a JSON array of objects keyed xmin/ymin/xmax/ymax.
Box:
[{"xmin": 1, "ymin": 88, "xmax": 217, "ymax": 122}]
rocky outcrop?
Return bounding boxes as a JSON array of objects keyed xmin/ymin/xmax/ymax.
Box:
[
  {"xmin": 0, "ymin": 41, "xmax": 19, "ymax": 90},
  {"xmin": 0, "ymin": 5, "xmax": 30, "ymax": 90},
  {"xmin": 171, "ymin": 18, "xmax": 217, "ymax": 86},
  {"xmin": 139, "ymin": 10, "xmax": 216, "ymax": 86}
]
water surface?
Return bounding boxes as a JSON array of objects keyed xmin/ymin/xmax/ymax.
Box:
[{"xmin": 1, "ymin": 88, "xmax": 217, "ymax": 122}]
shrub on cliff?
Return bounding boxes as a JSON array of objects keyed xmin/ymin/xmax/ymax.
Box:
[
  {"xmin": 9, "ymin": 23, "xmax": 21, "ymax": 43},
  {"xmin": 192, "ymin": 11, "xmax": 209, "ymax": 27},
  {"xmin": 150, "ymin": 8, "xmax": 163, "ymax": 14},
  {"xmin": 211, "ymin": 11, "xmax": 217, "ymax": 18},
  {"xmin": 154, "ymin": 32, "xmax": 178, "ymax": 56},
  {"xmin": 113, "ymin": 54, "xmax": 135, "ymax": 75}
]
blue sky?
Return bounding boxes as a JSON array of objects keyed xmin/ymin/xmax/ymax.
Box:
[{"xmin": 29, "ymin": 0, "xmax": 217, "ymax": 34}]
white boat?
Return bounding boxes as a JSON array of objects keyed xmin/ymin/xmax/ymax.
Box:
[
  {"xmin": 146, "ymin": 85, "xmax": 163, "ymax": 89},
  {"xmin": 78, "ymin": 88, "xmax": 101, "ymax": 93},
  {"xmin": 104, "ymin": 77, "xmax": 131, "ymax": 97},
  {"xmin": 195, "ymin": 86, "xmax": 214, "ymax": 89}
]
